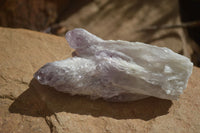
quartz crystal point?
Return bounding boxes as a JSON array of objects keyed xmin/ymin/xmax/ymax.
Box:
[{"xmin": 34, "ymin": 28, "xmax": 193, "ymax": 101}]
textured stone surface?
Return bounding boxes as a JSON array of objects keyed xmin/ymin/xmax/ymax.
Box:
[
  {"xmin": 0, "ymin": 27, "xmax": 72, "ymax": 133},
  {"xmin": 34, "ymin": 28, "xmax": 193, "ymax": 101},
  {"xmin": 0, "ymin": 27, "xmax": 200, "ymax": 133}
]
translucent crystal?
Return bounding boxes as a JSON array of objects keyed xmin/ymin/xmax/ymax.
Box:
[{"xmin": 34, "ymin": 28, "xmax": 193, "ymax": 101}]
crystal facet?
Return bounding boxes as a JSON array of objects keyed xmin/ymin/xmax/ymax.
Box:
[{"xmin": 34, "ymin": 28, "xmax": 193, "ymax": 101}]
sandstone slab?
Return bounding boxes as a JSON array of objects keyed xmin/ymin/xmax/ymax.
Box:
[{"xmin": 0, "ymin": 27, "xmax": 200, "ymax": 133}]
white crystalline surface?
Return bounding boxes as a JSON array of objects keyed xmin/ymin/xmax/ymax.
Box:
[{"xmin": 34, "ymin": 28, "xmax": 193, "ymax": 101}]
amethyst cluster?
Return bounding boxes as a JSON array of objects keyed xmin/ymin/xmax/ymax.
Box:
[{"xmin": 34, "ymin": 28, "xmax": 193, "ymax": 101}]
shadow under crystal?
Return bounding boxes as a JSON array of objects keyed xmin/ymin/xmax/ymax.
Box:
[{"xmin": 9, "ymin": 79, "xmax": 172, "ymax": 120}]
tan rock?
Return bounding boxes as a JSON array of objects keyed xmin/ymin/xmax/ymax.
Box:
[{"xmin": 0, "ymin": 27, "xmax": 200, "ymax": 133}]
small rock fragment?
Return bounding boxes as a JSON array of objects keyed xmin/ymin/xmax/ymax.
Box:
[{"xmin": 34, "ymin": 28, "xmax": 193, "ymax": 101}]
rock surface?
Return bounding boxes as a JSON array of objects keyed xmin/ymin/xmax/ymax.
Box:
[{"xmin": 0, "ymin": 27, "xmax": 200, "ymax": 133}]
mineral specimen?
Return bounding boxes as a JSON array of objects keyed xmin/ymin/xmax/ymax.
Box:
[{"xmin": 34, "ymin": 28, "xmax": 193, "ymax": 101}]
